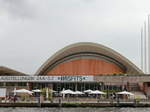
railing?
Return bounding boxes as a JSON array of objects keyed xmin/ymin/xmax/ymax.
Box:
[{"xmin": 52, "ymin": 97, "xmax": 150, "ymax": 103}]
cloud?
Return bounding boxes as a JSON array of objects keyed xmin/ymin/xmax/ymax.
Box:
[
  {"xmin": 0, "ymin": 0, "xmax": 36, "ymax": 19},
  {"xmin": 0, "ymin": 0, "xmax": 148, "ymax": 74}
]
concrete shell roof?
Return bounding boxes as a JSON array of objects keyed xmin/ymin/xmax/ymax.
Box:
[
  {"xmin": 0, "ymin": 66, "xmax": 26, "ymax": 76},
  {"xmin": 35, "ymin": 42, "xmax": 143, "ymax": 75}
]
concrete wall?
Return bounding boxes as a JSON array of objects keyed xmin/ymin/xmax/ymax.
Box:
[{"xmin": 47, "ymin": 59, "xmax": 124, "ymax": 75}]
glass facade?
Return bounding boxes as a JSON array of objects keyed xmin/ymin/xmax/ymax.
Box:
[{"xmin": 31, "ymin": 82, "xmax": 122, "ymax": 92}]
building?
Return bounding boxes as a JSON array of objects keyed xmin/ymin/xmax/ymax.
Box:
[
  {"xmin": 0, "ymin": 66, "xmax": 27, "ymax": 96},
  {"xmin": 1, "ymin": 42, "xmax": 150, "ymax": 98},
  {"xmin": 32, "ymin": 42, "xmax": 143, "ymax": 93},
  {"xmin": 36, "ymin": 42, "xmax": 142, "ymax": 75}
]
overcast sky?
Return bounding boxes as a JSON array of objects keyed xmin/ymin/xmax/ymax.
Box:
[{"xmin": 0, "ymin": 0, "xmax": 149, "ymax": 74}]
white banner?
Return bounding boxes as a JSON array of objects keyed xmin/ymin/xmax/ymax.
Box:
[{"xmin": 0, "ymin": 76, "xmax": 94, "ymax": 82}]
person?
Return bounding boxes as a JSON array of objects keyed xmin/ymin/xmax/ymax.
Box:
[
  {"xmin": 58, "ymin": 98, "xmax": 61, "ymax": 104},
  {"xmin": 13, "ymin": 95, "xmax": 17, "ymax": 103},
  {"xmin": 117, "ymin": 95, "xmax": 120, "ymax": 104},
  {"xmin": 38, "ymin": 96, "xmax": 40, "ymax": 104},
  {"xmin": 58, "ymin": 98, "xmax": 62, "ymax": 107},
  {"xmin": 97, "ymin": 96, "xmax": 100, "ymax": 103},
  {"xmin": 113, "ymin": 92, "xmax": 116, "ymax": 100}
]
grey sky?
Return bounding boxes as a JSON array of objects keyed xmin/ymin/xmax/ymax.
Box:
[{"xmin": 0, "ymin": 0, "xmax": 149, "ymax": 74}]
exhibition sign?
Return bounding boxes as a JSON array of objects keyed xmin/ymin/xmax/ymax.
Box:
[{"xmin": 0, "ymin": 76, "xmax": 94, "ymax": 82}]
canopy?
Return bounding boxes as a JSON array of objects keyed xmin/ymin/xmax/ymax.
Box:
[
  {"xmin": 84, "ymin": 89, "xmax": 93, "ymax": 93},
  {"xmin": 89, "ymin": 90, "xmax": 106, "ymax": 95},
  {"xmin": 73, "ymin": 91, "xmax": 84, "ymax": 95},
  {"xmin": 116, "ymin": 91, "xmax": 134, "ymax": 96},
  {"xmin": 60, "ymin": 89, "xmax": 74, "ymax": 94},
  {"xmin": 13, "ymin": 89, "xmax": 33, "ymax": 95},
  {"xmin": 32, "ymin": 89, "xmax": 41, "ymax": 92}
]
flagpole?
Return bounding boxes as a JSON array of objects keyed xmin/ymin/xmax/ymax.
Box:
[
  {"xmin": 148, "ymin": 15, "xmax": 150, "ymax": 74},
  {"xmin": 141, "ymin": 27, "xmax": 143, "ymax": 71},
  {"xmin": 144, "ymin": 21, "xmax": 147, "ymax": 73}
]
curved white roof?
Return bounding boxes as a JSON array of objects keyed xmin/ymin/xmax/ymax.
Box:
[{"xmin": 35, "ymin": 42, "xmax": 143, "ymax": 75}]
